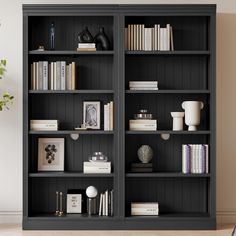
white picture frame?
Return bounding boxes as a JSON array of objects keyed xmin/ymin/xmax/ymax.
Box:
[
  {"xmin": 67, "ymin": 194, "xmax": 82, "ymax": 213},
  {"xmin": 83, "ymin": 101, "xmax": 100, "ymax": 129},
  {"xmin": 38, "ymin": 138, "xmax": 64, "ymax": 171}
]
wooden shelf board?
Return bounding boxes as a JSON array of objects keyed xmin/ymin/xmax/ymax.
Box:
[
  {"xmin": 126, "ymin": 130, "xmax": 210, "ymax": 135},
  {"xmin": 29, "ymin": 172, "xmax": 114, "ymax": 178},
  {"xmin": 125, "ymin": 50, "xmax": 210, "ymax": 55},
  {"xmin": 28, "ymin": 213, "xmax": 115, "ymax": 220},
  {"xmin": 126, "ymin": 172, "xmax": 210, "ymax": 178},
  {"xmin": 125, "ymin": 212, "xmax": 210, "ymax": 220},
  {"xmin": 29, "ymin": 90, "xmax": 114, "ymax": 94},
  {"xmin": 126, "ymin": 90, "xmax": 210, "ymax": 94},
  {"xmin": 29, "ymin": 50, "xmax": 114, "ymax": 55},
  {"xmin": 29, "ymin": 130, "xmax": 114, "ymax": 135}
]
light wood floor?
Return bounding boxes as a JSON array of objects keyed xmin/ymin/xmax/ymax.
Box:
[{"xmin": 0, "ymin": 224, "xmax": 234, "ymax": 236}]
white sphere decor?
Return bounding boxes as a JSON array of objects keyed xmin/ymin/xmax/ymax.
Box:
[
  {"xmin": 86, "ymin": 186, "xmax": 98, "ymax": 198},
  {"xmin": 137, "ymin": 145, "xmax": 153, "ymax": 163}
]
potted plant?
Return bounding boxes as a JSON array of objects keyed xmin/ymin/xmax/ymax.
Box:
[{"xmin": 0, "ymin": 60, "xmax": 14, "ymax": 110}]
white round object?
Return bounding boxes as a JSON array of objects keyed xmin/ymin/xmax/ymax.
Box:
[
  {"xmin": 182, "ymin": 101, "xmax": 204, "ymax": 131},
  {"xmin": 137, "ymin": 145, "xmax": 153, "ymax": 163},
  {"xmin": 86, "ymin": 186, "xmax": 98, "ymax": 198}
]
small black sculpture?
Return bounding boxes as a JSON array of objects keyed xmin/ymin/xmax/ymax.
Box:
[
  {"xmin": 78, "ymin": 27, "xmax": 94, "ymax": 43},
  {"xmin": 94, "ymin": 27, "xmax": 110, "ymax": 50}
]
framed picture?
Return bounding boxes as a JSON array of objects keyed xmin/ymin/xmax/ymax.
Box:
[
  {"xmin": 83, "ymin": 101, "xmax": 100, "ymax": 129},
  {"xmin": 67, "ymin": 189, "xmax": 86, "ymax": 214},
  {"xmin": 38, "ymin": 138, "xmax": 64, "ymax": 171}
]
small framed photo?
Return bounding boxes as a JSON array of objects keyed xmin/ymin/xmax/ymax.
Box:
[
  {"xmin": 38, "ymin": 138, "xmax": 64, "ymax": 171},
  {"xmin": 83, "ymin": 101, "xmax": 100, "ymax": 129},
  {"xmin": 67, "ymin": 189, "xmax": 86, "ymax": 214}
]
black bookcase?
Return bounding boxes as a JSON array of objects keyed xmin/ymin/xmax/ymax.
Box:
[{"xmin": 23, "ymin": 4, "xmax": 216, "ymax": 230}]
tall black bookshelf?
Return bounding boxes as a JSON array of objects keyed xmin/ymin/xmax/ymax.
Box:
[{"xmin": 23, "ymin": 4, "xmax": 216, "ymax": 230}]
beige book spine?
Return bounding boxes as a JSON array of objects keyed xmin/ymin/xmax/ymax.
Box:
[{"xmin": 71, "ymin": 62, "xmax": 76, "ymax": 90}]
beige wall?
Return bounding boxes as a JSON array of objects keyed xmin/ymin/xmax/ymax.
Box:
[{"xmin": 0, "ymin": 0, "xmax": 235, "ymax": 223}]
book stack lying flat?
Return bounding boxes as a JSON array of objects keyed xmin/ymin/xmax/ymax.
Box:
[
  {"xmin": 83, "ymin": 162, "xmax": 111, "ymax": 174},
  {"xmin": 77, "ymin": 43, "xmax": 96, "ymax": 51},
  {"xmin": 182, "ymin": 144, "xmax": 209, "ymax": 174},
  {"xmin": 99, "ymin": 189, "xmax": 114, "ymax": 216},
  {"xmin": 104, "ymin": 101, "xmax": 113, "ymax": 131},
  {"xmin": 131, "ymin": 163, "xmax": 153, "ymax": 173},
  {"xmin": 31, "ymin": 61, "xmax": 76, "ymax": 90},
  {"xmin": 129, "ymin": 119, "xmax": 157, "ymax": 131},
  {"xmin": 131, "ymin": 202, "xmax": 159, "ymax": 216},
  {"xmin": 129, "ymin": 81, "xmax": 158, "ymax": 90},
  {"xmin": 125, "ymin": 24, "xmax": 174, "ymax": 51},
  {"xmin": 30, "ymin": 120, "xmax": 58, "ymax": 131}
]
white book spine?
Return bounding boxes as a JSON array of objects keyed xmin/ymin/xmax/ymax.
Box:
[
  {"xmin": 182, "ymin": 145, "xmax": 189, "ymax": 174},
  {"xmin": 42, "ymin": 61, "xmax": 48, "ymax": 90},
  {"xmin": 38, "ymin": 61, "xmax": 43, "ymax": 90},
  {"xmin": 99, "ymin": 193, "xmax": 103, "ymax": 216},
  {"xmin": 107, "ymin": 103, "xmax": 110, "ymax": 131},
  {"xmin": 53, "ymin": 62, "xmax": 57, "ymax": 90},
  {"xmin": 109, "ymin": 101, "xmax": 113, "ymax": 131},
  {"xmin": 166, "ymin": 24, "xmax": 170, "ymax": 51},
  {"xmin": 157, "ymin": 25, "xmax": 160, "ymax": 50},
  {"xmin": 61, "ymin": 61, "xmax": 66, "ymax": 90},
  {"xmin": 104, "ymin": 104, "xmax": 108, "ymax": 131},
  {"xmin": 56, "ymin": 61, "xmax": 61, "ymax": 90},
  {"xmin": 50, "ymin": 63, "xmax": 54, "ymax": 90},
  {"xmin": 205, "ymin": 144, "xmax": 209, "ymax": 173},
  {"xmin": 102, "ymin": 193, "xmax": 106, "ymax": 216},
  {"xmin": 105, "ymin": 190, "xmax": 108, "ymax": 216}
]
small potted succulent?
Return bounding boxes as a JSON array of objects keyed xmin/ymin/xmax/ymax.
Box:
[{"xmin": 0, "ymin": 60, "xmax": 14, "ymax": 111}]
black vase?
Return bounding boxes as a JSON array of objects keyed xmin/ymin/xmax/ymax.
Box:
[
  {"xmin": 78, "ymin": 27, "xmax": 94, "ymax": 43},
  {"xmin": 94, "ymin": 27, "xmax": 110, "ymax": 50}
]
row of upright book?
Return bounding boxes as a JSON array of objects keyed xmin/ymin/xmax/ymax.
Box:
[
  {"xmin": 31, "ymin": 61, "xmax": 76, "ymax": 90},
  {"xmin": 182, "ymin": 144, "xmax": 209, "ymax": 174},
  {"xmin": 125, "ymin": 24, "xmax": 174, "ymax": 51},
  {"xmin": 99, "ymin": 190, "xmax": 114, "ymax": 216}
]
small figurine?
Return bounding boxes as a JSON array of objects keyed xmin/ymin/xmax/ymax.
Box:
[
  {"xmin": 78, "ymin": 27, "xmax": 94, "ymax": 43},
  {"xmin": 94, "ymin": 27, "xmax": 110, "ymax": 50},
  {"xmin": 49, "ymin": 22, "xmax": 55, "ymax": 50}
]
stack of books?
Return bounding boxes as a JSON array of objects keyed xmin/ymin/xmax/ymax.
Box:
[
  {"xmin": 83, "ymin": 162, "xmax": 111, "ymax": 174},
  {"xmin": 129, "ymin": 119, "xmax": 157, "ymax": 131},
  {"xmin": 131, "ymin": 163, "xmax": 153, "ymax": 173},
  {"xmin": 104, "ymin": 101, "xmax": 114, "ymax": 131},
  {"xmin": 77, "ymin": 43, "xmax": 96, "ymax": 52},
  {"xmin": 182, "ymin": 144, "xmax": 209, "ymax": 174},
  {"xmin": 125, "ymin": 24, "xmax": 174, "ymax": 51},
  {"xmin": 131, "ymin": 202, "xmax": 159, "ymax": 216},
  {"xmin": 30, "ymin": 120, "xmax": 58, "ymax": 131},
  {"xmin": 31, "ymin": 61, "xmax": 76, "ymax": 90},
  {"xmin": 129, "ymin": 81, "xmax": 158, "ymax": 90},
  {"xmin": 99, "ymin": 189, "xmax": 114, "ymax": 216}
]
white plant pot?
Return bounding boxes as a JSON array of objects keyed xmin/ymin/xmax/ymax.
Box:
[
  {"xmin": 170, "ymin": 112, "xmax": 185, "ymax": 131},
  {"xmin": 182, "ymin": 101, "xmax": 204, "ymax": 131}
]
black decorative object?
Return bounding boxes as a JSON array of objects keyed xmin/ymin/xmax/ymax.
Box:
[
  {"xmin": 94, "ymin": 27, "xmax": 110, "ymax": 50},
  {"xmin": 78, "ymin": 27, "xmax": 94, "ymax": 43},
  {"xmin": 49, "ymin": 22, "xmax": 55, "ymax": 50}
]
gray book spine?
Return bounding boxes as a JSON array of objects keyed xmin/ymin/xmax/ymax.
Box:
[
  {"xmin": 61, "ymin": 61, "xmax": 66, "ymax": 90},
  {"xmin": 42, "ymin": 61, "xmax": 48, "ymax": 90},
  {"xmin": 38, "ymin": 61, "xmax": 43, "ymax": 90}
]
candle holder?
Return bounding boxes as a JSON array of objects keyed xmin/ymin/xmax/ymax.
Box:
[
  {"xmin": 58, "ymin": 192, "xmax": 64, "ymax": 217},
  {"xmin": 55, "ymin": 191, "xmax": 59, "ymax": 216}
]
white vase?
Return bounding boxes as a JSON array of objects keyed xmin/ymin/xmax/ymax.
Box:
[
  {"xmin": 182, "ymin": 101, "xmax": 204, "ymax": 131},
  {"xmin": 170, "ymin": 112, "xmax": 185, "ymax": 131}
]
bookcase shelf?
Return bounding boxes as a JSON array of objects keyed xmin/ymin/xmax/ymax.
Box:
[
  {"xmin": 23, "ymin": 4, "xmax": 216, "ymax": 230},
  {"xmin": 125, "ymin": 130, "xmax": 211, "ymax": 135},
  {"xmin": 125, "ymin": 50, "xmax": 210, "ymax": 55},
  {"xmin": 29, "ymin": 130, "xmax": 114, "ymax": 135},
  {"xmin": 29, "ymin": 90, "xmax": 114, "ymax": 94},
  {"xmin": 125, "ymin": 173, "xmax": 211, "ymax": 178},
  {"xmin": 29, "ymin": 172, "xmax": 114, "ymax": 178},
  {"xmin": 126, "ymin": 90, "xmax": 210, "ymax": 94},
  {"xmin": 29, "ymin": 50, "xmax": 115, "ymax": 55}
]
